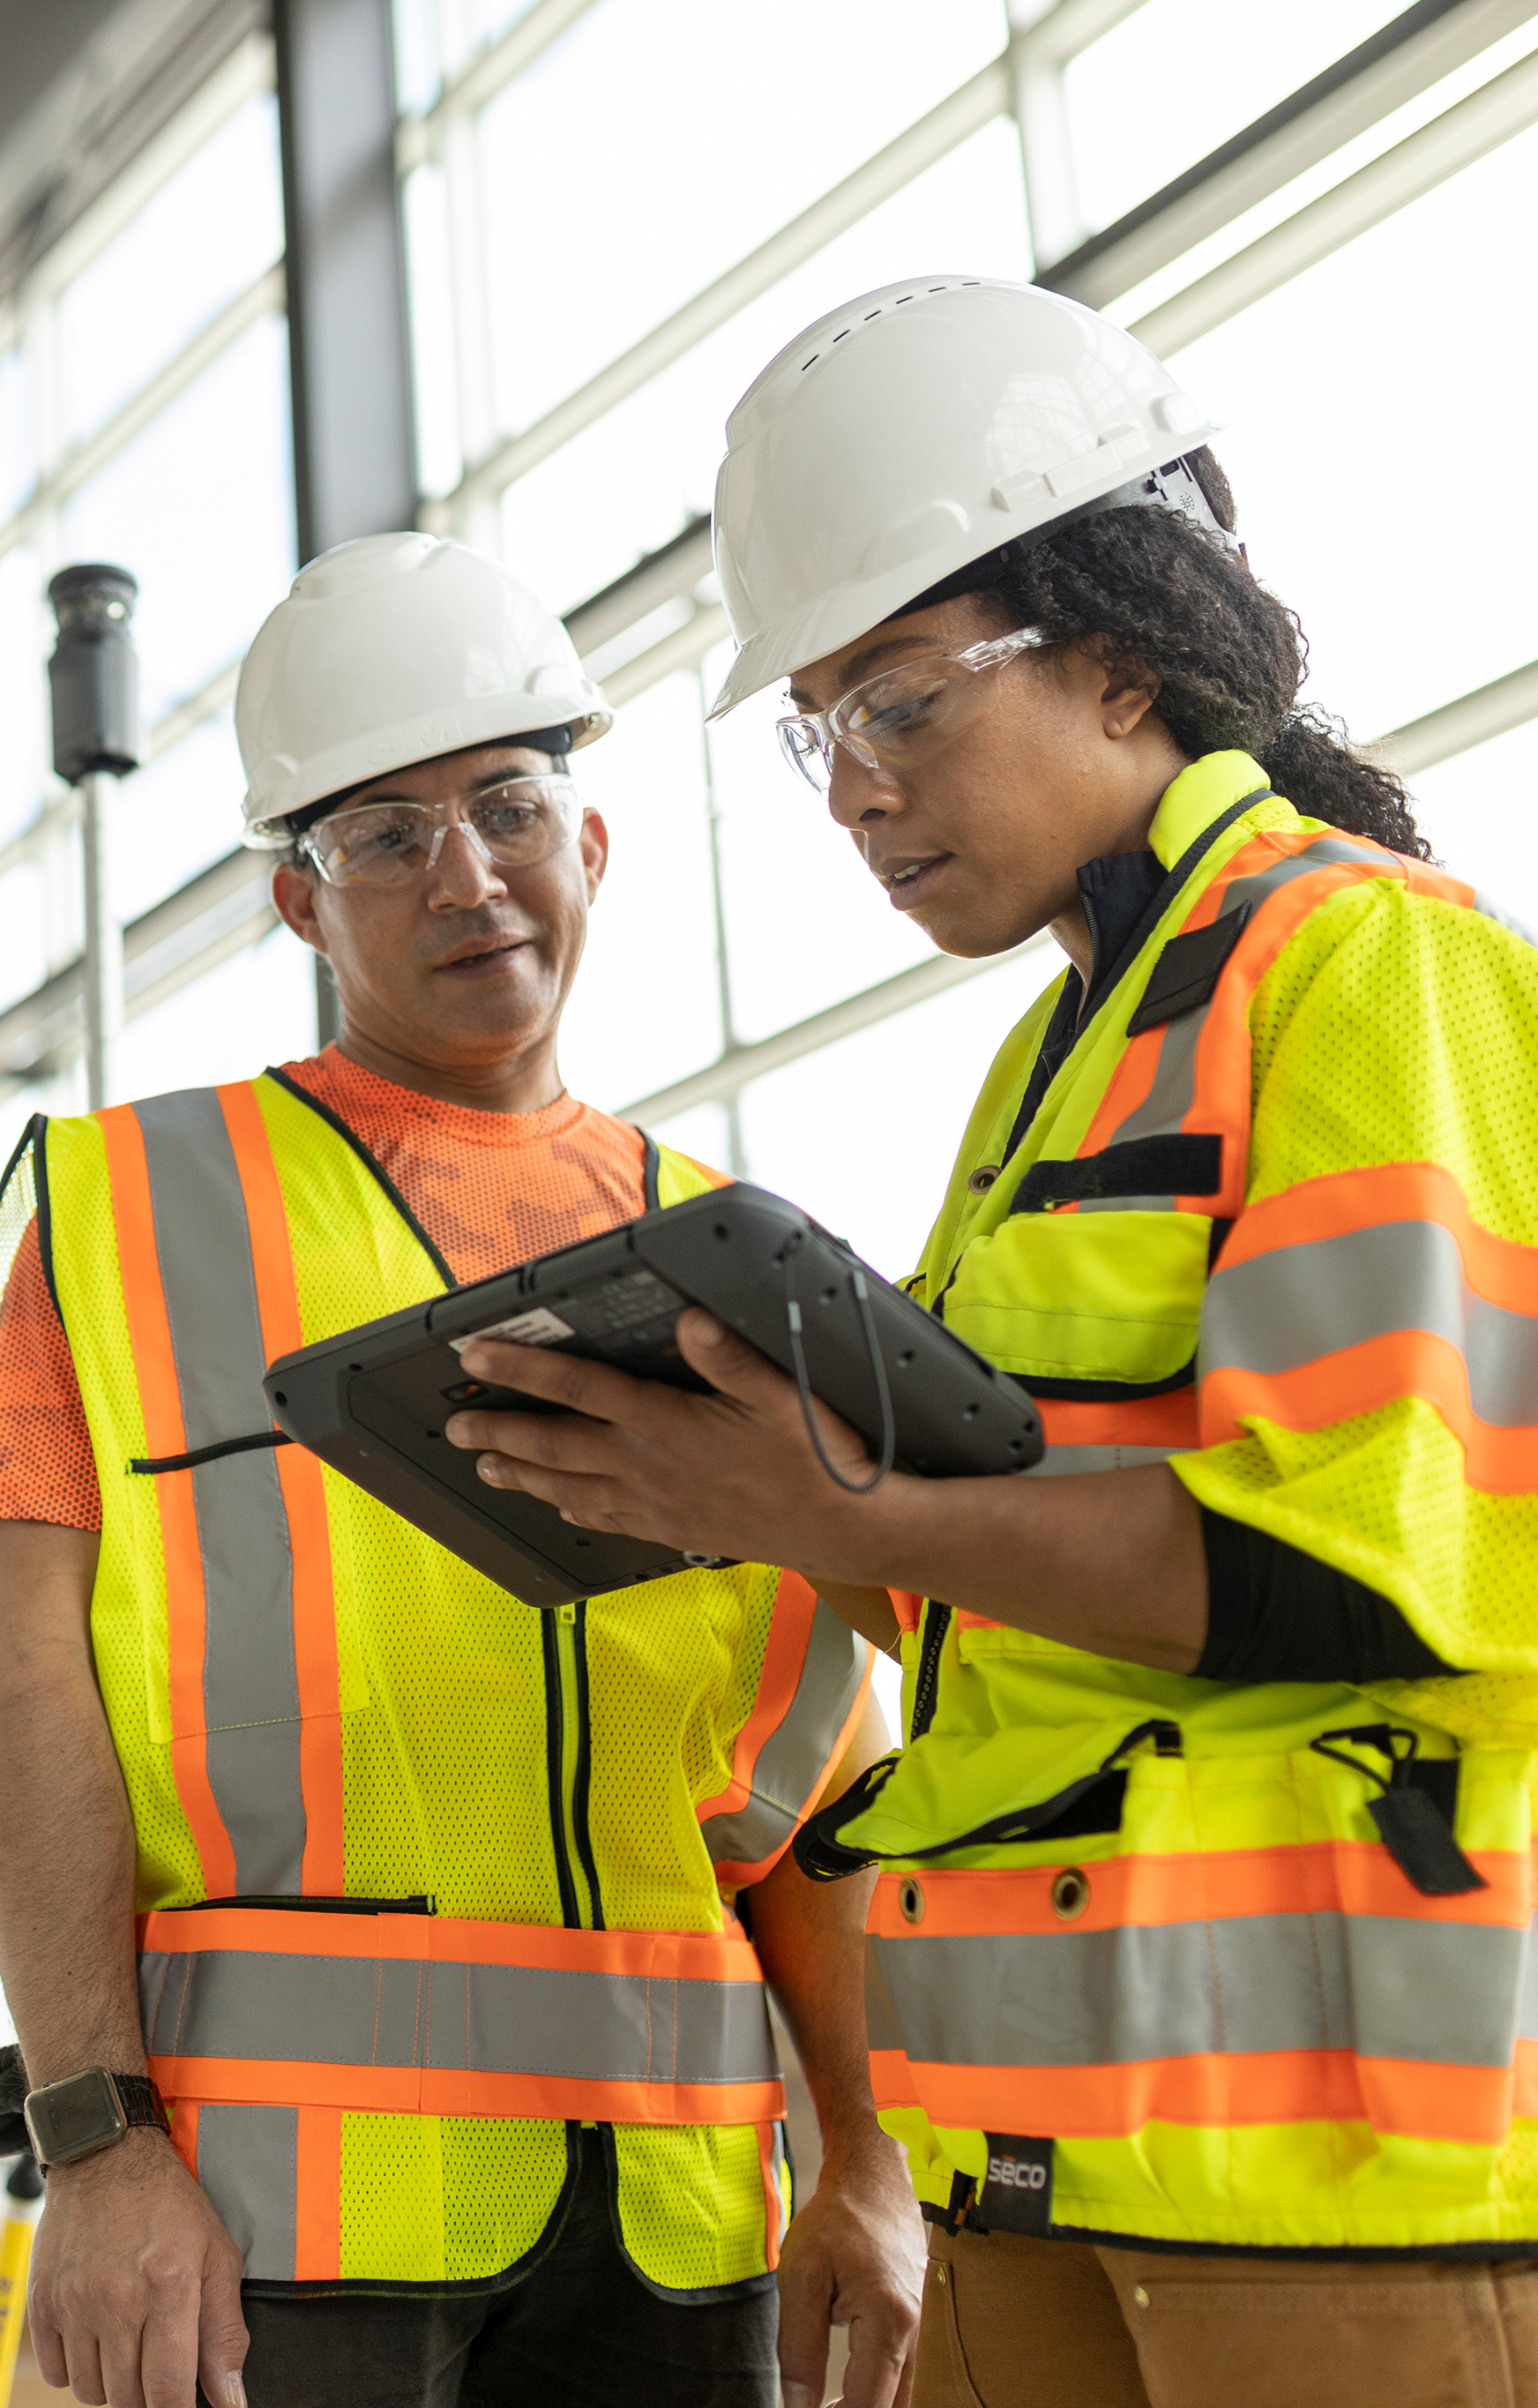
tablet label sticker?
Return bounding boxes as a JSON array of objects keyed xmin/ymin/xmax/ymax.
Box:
[{"xmin": 451, "ymin": 1306, "xmax": 576, "ymax": 1352}]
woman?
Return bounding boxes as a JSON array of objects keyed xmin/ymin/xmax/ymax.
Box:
[{"xmin": 445, "ymin": 279, "xmax": 1538, "ymax": 2407}]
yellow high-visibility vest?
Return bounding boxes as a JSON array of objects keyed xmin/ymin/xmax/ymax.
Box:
[
  {"xmin": 810, "ymin": 751, "xmax": 1538, "ymax": 2253},
  {"xmin": 41, "ymin": 1073, "xmax": 870, "ymax": 2294}
]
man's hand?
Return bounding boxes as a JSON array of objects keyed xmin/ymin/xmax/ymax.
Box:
[
  {"xmin": 28, "ymin": 2131, "xmax": 249, "ymax": 2408},
  {"xmin": 777, "ymin": 2136, "xmax": 924, "ymax": 2408}
]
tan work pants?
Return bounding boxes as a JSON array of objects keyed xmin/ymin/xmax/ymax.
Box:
[{"xmin": 914, "ymin": 2219, "xmax": 1538, "ymax": 2408}]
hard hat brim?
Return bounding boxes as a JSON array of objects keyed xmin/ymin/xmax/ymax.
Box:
[{"xmin": 242, "ymin": 692, "xmax": 613, "ymax": 848}]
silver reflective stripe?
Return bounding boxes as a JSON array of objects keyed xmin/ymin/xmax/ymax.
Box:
[
  {"xmin": 138, "ymin": 1947, "xmax": 779, "ymax": 2086},
  {"xmin": 196, "ymin": 2104, "xmax": 297, "ymax": 2281},
  {"xmin": 1475, "ymin": 892, "xmax": 1538, "ymax": 948},
  {"xmin": 869, "ymin": 1913, "xmax": 1532, "ymax": 2072},
  {"xmin": 1202, "ymin": 1220, "xmax": 1538, "ymax": 1425},
  {"xmin": 699, "ymin": 1599, "xmax": 867, "ymax": 1869},
  {"xmin": 1080, "ymin": 834, "xmax": 1387, "ymax": 1211},
  {"xmin": 135, "ymin": 1090, "xmax": 305, "ymax": 1894},
  {"xmin": 1023, "ymin": 1445, "xmax": 1176, "ymax": 1477}
]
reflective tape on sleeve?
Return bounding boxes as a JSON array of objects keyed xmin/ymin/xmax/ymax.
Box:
[
  {"xmin": 698, "ymin": 1578, "xmax": 872, "ymax": 1883},
  {"xmin": 1198, "ymin": 1163, "xmax": 1538, "ymax": 1485}
]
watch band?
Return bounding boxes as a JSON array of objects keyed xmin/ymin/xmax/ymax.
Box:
[{"xmin": 113, "ymin": 2074, "xmax": 171, "ymax": 2137}]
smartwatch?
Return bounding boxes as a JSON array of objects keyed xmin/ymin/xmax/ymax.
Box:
[{"xmin": 23, "ymin": 2069, "xmax": 171, "ymax": 2170}]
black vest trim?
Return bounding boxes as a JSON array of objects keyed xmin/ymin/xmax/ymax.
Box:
[
  {"xmin": 1012, "ymin": 1133, "xmax": 1222, "ymax": 1213},
  {"xmin": 1125, "ymin": 903, "xmax": 1253, "ymax": 1036}
]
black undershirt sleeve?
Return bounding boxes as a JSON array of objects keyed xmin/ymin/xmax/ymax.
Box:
[{"xmin": 1195, "ymin": 1508, "xmax": 1457, "ymax": 1684}]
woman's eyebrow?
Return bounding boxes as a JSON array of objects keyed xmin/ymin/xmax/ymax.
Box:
[{"xmin": 789, "ymin": 635, "xmax": 937, "ymax": 709}]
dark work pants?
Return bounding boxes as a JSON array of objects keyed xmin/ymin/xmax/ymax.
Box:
[{"xmin": 206, "ymin": 2140, "xmax": 780, "ymax": 2408}]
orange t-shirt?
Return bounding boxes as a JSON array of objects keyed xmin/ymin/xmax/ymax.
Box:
[{"xmin": 0, "ymin": 1048, "xmax": 670, "ymax": 1532}]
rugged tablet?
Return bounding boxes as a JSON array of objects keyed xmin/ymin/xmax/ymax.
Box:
[{"xmin": 263, "ymin": 1181, "xmax": 1044, "ymax": 1608}]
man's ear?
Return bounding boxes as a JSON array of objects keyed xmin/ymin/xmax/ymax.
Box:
[
  {"xmin": 272, "ymin": 862, "xmax": 328, "ymax": 956},
  {"xmin": 579, "ymin": 808, "xmax": 609, "ymax": 904}
]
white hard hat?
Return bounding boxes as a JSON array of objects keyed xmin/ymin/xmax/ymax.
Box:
[
  {"xmin": 707, "ymin": 275, "xmax": 1224, "ymax": 718},
  {"xmin": 237, "ymin": 532, "xmax": 613, "ymax": 846}
]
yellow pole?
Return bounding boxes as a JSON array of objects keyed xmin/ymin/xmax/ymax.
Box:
[{"xmin": 0, "ymin": 2157, "xmax": 43, "ymax": 2408}]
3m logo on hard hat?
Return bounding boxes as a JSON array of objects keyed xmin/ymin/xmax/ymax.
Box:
[{"xmin": 366, "ymin": 718, "xmax": 463, "ymax": 767}]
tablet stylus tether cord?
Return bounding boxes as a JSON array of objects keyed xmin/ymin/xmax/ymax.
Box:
[{"xmin": 781, "ymin": 1241, "xmax": 897, "ymax": 1495}]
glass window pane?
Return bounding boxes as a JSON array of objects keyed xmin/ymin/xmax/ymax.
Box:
[
  {"xmin": 0, "ymin": 345, "xmax": 36, "ymax": 521},
  {"xmin": 0, "ymin": 544, "xmax": 49, "ymax": 847},
  {"xmin": 0, "ymin": 863, "xmax": 45, "ymax": 1011},
  {"xmin": 556, "ymin": 672, "xmax": 724, "ymax": 1111},
  {"xmin": 117, "ymin": 919, "xmax": 317, "ymax": 1101},
  {"xmin": 403, "ymin": 165, "xmax": 463, "ymax": 498},
  {"xmin": 1163, "ymin": 122, "xmax": 1538, "ymax": 746},
  {"xmin": 503, "ymin": 117, "xmax": 1030, "ymax": 616},
  {"xmin": 114, "ymin": 713, "xmax": 247, "ymax": 927},
  {"xmin": 62, "ymin": 313, "xmax": 296, "ymax": 724},
  {"xmin": 735, "ymin": 948, "xmax": 1061, "ymax": 1281},
  {"xmin": 1409, "ymin": 721, "xmax": 1538, "ymax": 930},
  {"xmin": 394, "ymin": 0, "xmax": 443, "ymax": 114},
  {"xmin": 1064, "ymin": 0, "xmax": 1404, "ymax": 238},
  {"xmin": 704, "ymin": 642, "xmax": 934, "ymax": 1047},
  {"xmin": 58, "ymin": 93, "xmax": 284, "ymax": 445},
  {"xmin": 481, "ymin": 0, "xmax": 1007, "ymax": 439}
]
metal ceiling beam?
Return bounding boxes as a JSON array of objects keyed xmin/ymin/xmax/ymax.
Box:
[
  {"xmin": 424, "ymin": 55, "xmax": 1012, "ymax": 531},
  {"xmin": 1039, "ymin": 0, "xmax": 1538, "ymax": 310},
  {"xmin": 1371, "ymin": 657, "xmax": 1538, "ymax": 777},
  {"xmin": 1131, "ymin": 40, "xmax": 1538, "ymax": 355},
  {"xmin": 618, "ymin": 939, "xmax": 1052, "ymax": 1127},
  {"xmin": 395, "ymin": 0, "xmax": 606, "ymax": 175}
]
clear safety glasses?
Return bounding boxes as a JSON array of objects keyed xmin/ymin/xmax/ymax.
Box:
[
  {"xmin": 776, "ymin": 624, "xmax": 1049, "ymax": 791},
  {"xmin": 300, "ymin": 775, "xmax": 582, "ymax": 889}
]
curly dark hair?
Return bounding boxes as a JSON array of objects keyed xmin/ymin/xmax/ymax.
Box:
[{"xmin": 959, "ymin": 448, "xmax": 1429, "ymax": 859}]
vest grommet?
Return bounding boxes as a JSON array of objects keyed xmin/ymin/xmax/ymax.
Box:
[
  {"xmin": 1051, "ymin": 1867, "xmax": 1090, "ymax": 1921},
  {"xmin": 967, "ymin": 1166, "xmax": 1001, "ymax": 1195},
  {"xmin": 899, "ymin": 1875, "xmax": 926, "ymax": 1925}
]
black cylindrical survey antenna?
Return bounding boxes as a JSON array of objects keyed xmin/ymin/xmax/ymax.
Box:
[
  {"xmin": 48, "ymin": 563, "xmax": 141, "ymax": 782},
  {"xmin": 47, "ymin": 564, "xmax": 142, "ymax": 1109}
]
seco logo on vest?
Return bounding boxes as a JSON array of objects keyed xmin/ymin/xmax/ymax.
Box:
[
  {"xmin": 801, "ymin": 751, "xmax": 1538, "ymax": 2255},
  {"xmin": 34, "ymin": 1073, "xmax": 871, "ymax": 2295}
]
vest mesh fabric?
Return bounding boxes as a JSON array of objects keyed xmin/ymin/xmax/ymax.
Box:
[{"xmin": 1183, "ymin": 870, "xmax": 1538, "ymax": 1678}]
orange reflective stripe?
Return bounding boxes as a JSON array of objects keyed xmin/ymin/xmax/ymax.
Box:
[
  {"xmin": 872, "ymin": 2048, "xmax": 1516, "ymax": 2146},
  {"xmin": 1220, "ymin": 1162, "xmax": 1538, "ymax": 1310},
  {"xmin": 295, "ymin": 2105, "xmax": 342, "ymax": 2281},
  {"xmin": 98, "ymin": 1104, "xmax": 236, "ymax": 1898},
  {"xmin": 870, "ymin": 1844, "xmax": 1534, "ymax": 1940},
  {"xmin": 170, "ymin": 2096, "xmax": 198, "ymax": 2181},
  {"xmin": 216, "ymin": 1083, "xmax": 343, "ymax": 1892},
  {"xmin": 152, "ymin": 2054, "xmax": 785, "ymax": 2126},
  {"xmin": 1037, "ymin": 1395, "xmax": 1198, "ymax": 1451},
  {"xmin": 139, "ymin": 1905, "xmax": 772, "ymax": 1977},
  {"xmin": 1199, "ymin": 1329, "xmax": 1535, "ymax": 1492}
]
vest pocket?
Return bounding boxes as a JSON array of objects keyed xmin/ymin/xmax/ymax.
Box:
[{"xmin": 942, "ymin": 1210, "xmax": 1210, "ymax": 1390}]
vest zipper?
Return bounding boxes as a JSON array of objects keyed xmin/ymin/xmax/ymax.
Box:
[
  {"xmin": 553, "ymin": 1604, "xmax": 595, "ymax": 1930},
  {"xmin": 910, "ymin": 1602, "xmax": 952, "ymax": 1740}
]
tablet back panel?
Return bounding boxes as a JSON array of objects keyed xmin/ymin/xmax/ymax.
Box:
[{"xmin": 264, "ymin": 1184, "xmax": 1042, "ymax": 1606}]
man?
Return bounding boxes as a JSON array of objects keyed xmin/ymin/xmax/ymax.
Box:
[{"xmin": 0, "ymin": 532, "xmax": 922, "ymax": 2408}]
